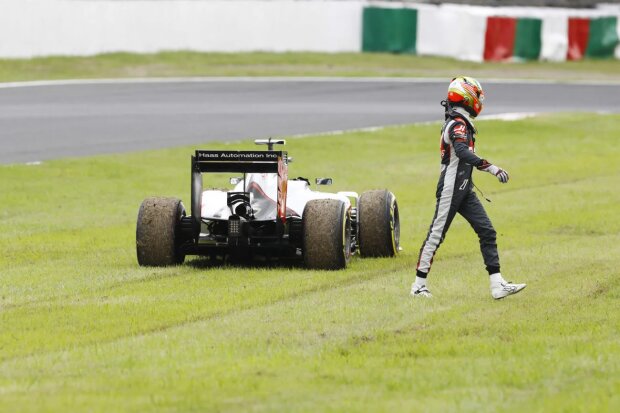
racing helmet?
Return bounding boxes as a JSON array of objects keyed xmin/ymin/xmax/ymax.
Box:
[{"xmin": 447, "ymin": 76, "xmax": 484, "ymax": 117}]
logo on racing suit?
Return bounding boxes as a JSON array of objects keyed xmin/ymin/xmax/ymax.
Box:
[
  {"xmin": 459, "ymin": 179, "xmax": 469, "ymax": 190},
  {"xmin": 453, "ymin": 124, "xmax": 466, "ymax": 136}
]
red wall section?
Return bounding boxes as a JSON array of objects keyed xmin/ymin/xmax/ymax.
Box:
[
  {"xmin": 484, "ymin": 17, "xmax": 517, "ymax": 61},
  {"xmin": 567, "ymin": 18, "xmax": 590, "ymax": 60}
]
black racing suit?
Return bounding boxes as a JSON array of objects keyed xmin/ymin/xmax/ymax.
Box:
[{"xmin": 416, "ymin": 110, "xmax": 500, "ymax": 278}]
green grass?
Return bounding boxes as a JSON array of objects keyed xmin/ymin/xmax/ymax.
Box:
[
  {"xmin": 1, "ymin": 113, "xmax": 619, "ymax": 412},
  {"xmin": 1, "ymin": 51, "xmax": 620, "ymax": 82}
]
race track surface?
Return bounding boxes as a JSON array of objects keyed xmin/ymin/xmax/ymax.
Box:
[{"xmin": 1, "ymin": 79, "xmax": 618, "ymax": 163}]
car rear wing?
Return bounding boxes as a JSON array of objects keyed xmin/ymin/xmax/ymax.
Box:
[
  {"xmin": 192, "ymin": 150, "xmax": 286, "ymax": 173},
  {"xmin": 190, "ymin": 150, "xmax": 289, "ymax": 233}
]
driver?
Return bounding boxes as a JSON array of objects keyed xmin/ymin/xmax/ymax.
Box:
[{"xmin": 411, "ymin": 76, "xmax": 526, "ymax": 300}]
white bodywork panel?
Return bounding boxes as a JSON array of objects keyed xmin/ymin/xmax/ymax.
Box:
[{"xmin": 201, "ymin": 173, "xmax": 352, "ymax": 220}]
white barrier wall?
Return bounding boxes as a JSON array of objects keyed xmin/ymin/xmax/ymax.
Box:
[
  {"xmin": 0, "ymin": 0, "xmax": 617, "ymax": 61},
  {"xmin": 541, "ymin": 16, "xmax": 569, "ymax": 61},
  {"xmin": 0, "ymin": 0, "xmax": 364, "ymax": 58},
  {"xmin": 417, "ymin": 4, "xmax": 487, "ymax": 62}
]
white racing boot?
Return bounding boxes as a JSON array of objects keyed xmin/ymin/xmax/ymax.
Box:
[
  {"xmin": 411, "ymin": 283, "xmax": 433, "ymax": 298},
  {"xmin": 490, "ymin": 273, "xmax": 526, "ymax": 300}
]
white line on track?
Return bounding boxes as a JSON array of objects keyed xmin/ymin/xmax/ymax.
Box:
[
  {"xmin": 266, "ymin": 112, "xmax": 544, "ymax": 142},
  {"xmin": 478, "ymin": 112, "xmax": 540, "ymax": 121},
  {"xmin": 18, "ymin": 111, "xmax": 620, "ymax": 166}
]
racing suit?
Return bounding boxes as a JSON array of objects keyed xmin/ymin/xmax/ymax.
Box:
[{"xmin": 416, "ymin": 109, "xmax": 500, "ymax": 278}]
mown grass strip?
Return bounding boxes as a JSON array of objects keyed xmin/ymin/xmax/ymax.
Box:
[
  {"xmin": 0, "ymin": 113, "xmax": 619, "ymax": 412},
  {"xmin": 1, "ymin": 52, "xmax": 620, "ymax": 83}
]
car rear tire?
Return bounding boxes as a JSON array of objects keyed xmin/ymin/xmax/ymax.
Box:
[
  {"xmin": 358, "ymin": 190, "xmax": 400, "ymax": 257},
  {"xmin": 136, "ymin": 197, "xmax": 186, "ymax": 266},
  {"xmin": 303, "ymin": 199, "xmax": 351, "ymax": 270}
]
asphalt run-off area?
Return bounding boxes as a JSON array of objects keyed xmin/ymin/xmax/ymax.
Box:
[{"xmin": 1, "ymin": 78, "xmax": 619, "ymax": 164}]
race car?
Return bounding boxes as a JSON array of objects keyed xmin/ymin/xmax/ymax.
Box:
[{"xmin": 136, "ymin": 139, "xmax": 400, "ymax": 270}]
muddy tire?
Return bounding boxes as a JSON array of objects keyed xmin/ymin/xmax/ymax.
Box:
[
  {"xmin": 303, "ymin": 199, "xmax": 351, "ymax": 270},
  {"xmin": 358, "ymin": 190, "xmax": 400, "ymax": 257},
  {"xmin": 136, "ymin": 197, "xmax": 186, "ymax": 266}
]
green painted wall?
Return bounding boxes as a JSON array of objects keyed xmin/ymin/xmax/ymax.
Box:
[
  {"xmin": 362, "ymin": 7, "xmax": 417, "ymax": 54},
  {"xmin": 586, "ymin": 16, "xmax": 619, "ymax": 58},
  {"xmin": 514, "ymin": 18, "xmax": 542, "ymax": 60}
]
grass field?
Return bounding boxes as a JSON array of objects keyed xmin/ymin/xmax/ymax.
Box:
[
  {"xmin": 2, "ymin": 51, "xmax": 620, "ymax": 82},
  {"xmin": 1, "ymin": 113, "xmax": 618, "ymax": 412}
]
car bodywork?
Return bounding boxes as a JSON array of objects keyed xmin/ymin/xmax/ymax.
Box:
[{"xmin": 136, "ymin": 140, "xmax": 400, "ymax": 269}]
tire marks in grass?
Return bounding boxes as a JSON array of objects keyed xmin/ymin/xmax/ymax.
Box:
[
  {"xmin": 0, "ymin": 259, "xmax": 407, "ymax": 363},
  {"xmin": 0, "ymin": 261, "xmax": 452, "ymax": 410}
]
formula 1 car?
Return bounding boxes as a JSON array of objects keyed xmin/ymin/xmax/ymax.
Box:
[{"xmin": 136, "ymin": 139, "xmax": 399, "ymax": 270}]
